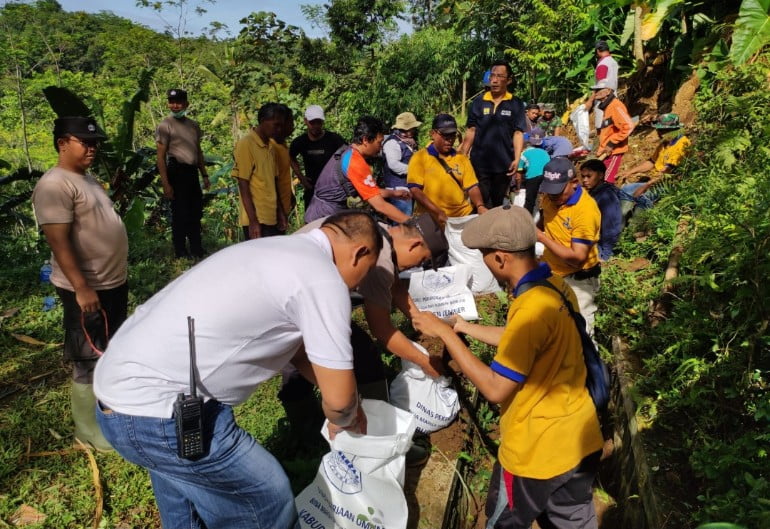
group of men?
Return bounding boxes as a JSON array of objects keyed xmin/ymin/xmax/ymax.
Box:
[{"xmin": 30, "ymin": 40, "xmax": 690, "ymax": 529}]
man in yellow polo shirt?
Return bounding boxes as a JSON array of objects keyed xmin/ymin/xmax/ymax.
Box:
[
  {"xmin": 412, "ymin": 205, "xmax": 603, "ymax": 529},
  {"xmin": 537, "ymin": 158, "xmax": 601, "ymax": 336},
  {"xmin": 408, "ymin": 113, "xmax": 487, "ymax": 225},
  {"xmin": 232, "ymin": 103, "xmax": 289, "ymax": 239}
]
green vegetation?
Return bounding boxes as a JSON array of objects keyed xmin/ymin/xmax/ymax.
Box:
[{"xmin": 1, "ymin": 0, "xmax": 770, "ymax": 527}]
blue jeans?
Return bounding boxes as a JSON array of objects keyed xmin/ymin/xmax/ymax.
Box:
[
  {"xmin": 619, "ymin": 183, "xmax": 656, "ymax": 210},
  {"xmin": 97, "ymin": 400, "xmax": 299, "ymax": 529}
]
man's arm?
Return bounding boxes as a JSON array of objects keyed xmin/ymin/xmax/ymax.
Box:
[
  {"xmin": 156, "ymin": 142, "xmax": 173, "ymax": 199},
  {"xmin": 196, "ymin": 142, "xmax": 210, "ymax": 190},
  {"xmin": 467, "ymin": 186, "xmax": 488, "ymax": 213},
  {"xmin": 366, "ymin": 194, "xmax": 410, "ymax": 224},
  {"xmin": 410, "ymin": 187, "xmax": 448, "ymax": 225},
  {"xmin": 236, "ymin": 178, "xmax": 261, "ymax": 239},
  {"xmin": 364, "ymin": 300, "xmax": 443, "ymax": 377},
  {"xmin": 290, "ymin": 157, "xmax": 311, "ymax": 189},
  {"xmin": 312, "ymin": 363, "xmax": 366, "ymax": 438},
  {"xmin": 41, "ymin": 223, "xmax": 100, "ymax": 312},
  {"xmin": 537, "ymin": 230, "xmax": 592, "ymax": 270},
  {"xmin": 508, "ymin": 130, "xmax": 524, "ymax": 176},
  {"xmin": 458, "ymin": 126, "xmax": 476, "ymax": 156},
  {"xmin": 619, "ymin": 159, "xmax": 655, "ymax": 180},
  {"xmin": 413, "ymin": 311, "xmax": 520, "ymax": 404},
  {"xmin": 451, "ymin": 315, "xmax": 504, "ymax": 346}
]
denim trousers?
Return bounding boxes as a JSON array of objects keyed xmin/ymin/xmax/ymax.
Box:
[{"xmin": 96, "ymin": 400, "xmax": 299, "ymax": 529}]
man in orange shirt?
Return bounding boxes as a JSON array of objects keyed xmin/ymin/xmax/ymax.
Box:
[
  {"xmin": 304, "ymin": 116, "xmax": 411, "ymax": 224},
  {"xmin": 592, "ymin": 79, "xmax": 634, "ymax": 184}
]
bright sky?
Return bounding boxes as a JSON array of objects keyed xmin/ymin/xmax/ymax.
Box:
[{"xmin": 51, "ymin": 0, "xmax": 329, "ymax": 38}]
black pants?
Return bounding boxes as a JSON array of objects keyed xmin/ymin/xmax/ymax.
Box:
[
  {"xmin": 277, "ymin": 322, "xmax": 386, "ymax": 403},
  {"xmin": 168, "ymin": 161, "xmax": 203, "ymax": 257},
  {"xmin": 57, "ymin": 283, "xmax": 129, "ymax": 384},
  {"xmin": 477, "ymin": 171, "xmax": 513, "ymax": 208},
  {"xmin": 523, "ymin": 175, "xmax": 544, "ymax": 214}
]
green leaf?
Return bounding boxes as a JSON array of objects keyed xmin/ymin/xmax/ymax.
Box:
[
  {"xmin": 729, "ymin": 0, "xmax": 770, "ymax": 65},
  {"xmin": 620, "ymin": 10, "xmax": 635, "ymax": 46},
  {"xmin": 640, "ymin": 0, "xmax": 685, "ymax": 41}
]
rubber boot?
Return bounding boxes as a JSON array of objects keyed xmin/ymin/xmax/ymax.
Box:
[{"xmin": 71, "ymin": 382, "xmax": 113, "ymax": 452}]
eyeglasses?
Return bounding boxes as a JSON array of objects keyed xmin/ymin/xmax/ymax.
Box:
[
  {"xmin": 69, "ymin": 136, "xmax": 101, "ymax": 150},
  {"xmin": 438, "ymin": 131, "xmax": 457, "ymax": 141}
]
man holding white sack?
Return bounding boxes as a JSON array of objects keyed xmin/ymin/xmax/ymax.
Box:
[
  {"xmin": 413, "ymin": 205, "xmax": 603, "ymax": 529},
  {"xmin": 94, "ymin": 211, "xmax": 381, "ymax": 529}
]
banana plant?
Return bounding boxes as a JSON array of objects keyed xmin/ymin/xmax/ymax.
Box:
[{"xmin": 729, "ymin": 0, "xmax": 770, "ymax": 64}]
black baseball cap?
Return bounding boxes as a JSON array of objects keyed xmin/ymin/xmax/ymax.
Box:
[
  {"xmin": 595, "ymin": 40, "xmax": 610, "ymax": 52},
  {"xmin": 407, "ymin": 214, "xmax": 449, "ymax": 270},
  {"xmin": 539, "ymin": 157, "xmax": 577, "ymax": 195},
  {"xmin": 53, "ymin": 116, "xmax": 107, "ymax": 141},
  {"xmin": 167, "ymin": 89, "xmax": 188, "ymax": 102},
  {"xmin": 431, "ymin": 113, "xmax": 458, "ymax": 134}
]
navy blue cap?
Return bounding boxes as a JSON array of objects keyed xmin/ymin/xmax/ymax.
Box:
[{"xmin": 539, "ymin": 158, "xmax": 577, "ymax": 194}]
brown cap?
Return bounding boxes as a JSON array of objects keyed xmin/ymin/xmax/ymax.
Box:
[
  {"xmin": 461, "ymin": 205, "xmax": 536, "ymax": 252},
  {"xmin": 406, "ymin": 214, "xmax": 449, "ymax": 270}
]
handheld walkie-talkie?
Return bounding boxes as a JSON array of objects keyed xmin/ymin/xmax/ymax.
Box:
[{"xmin": 173, "ymin": 316, "xmax": 205, "ymax": 460}]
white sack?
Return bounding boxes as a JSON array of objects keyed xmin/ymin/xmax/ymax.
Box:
[
  {"xmin": 408, "ymin": 264, "xmax": 479, "ymax": 321},
  {"xmin": 389, "ymin": 342, "xmax": 460, "ymax": 433},
  {"xmin": 570, "ymin": 105, "xmax": 591, "ymax": 151},
  {"xmin": 296, "ymin": 399, "xmax": 416, "ymax": 529},
  {"xmin": 444, "ymin": 216, "xmax": 501, "ymax": 295}
]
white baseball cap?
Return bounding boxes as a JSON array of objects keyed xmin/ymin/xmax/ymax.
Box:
[{"xmin": 305, "ymin": 105, "xmax": 325, "ymax": 121}]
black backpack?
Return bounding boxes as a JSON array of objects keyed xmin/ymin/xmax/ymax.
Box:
[{"xmin": 517, "ymin": 279, "xmax": 611, "ymax": 412}]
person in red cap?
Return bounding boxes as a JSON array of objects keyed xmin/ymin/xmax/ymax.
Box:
[
  {"xmin": 156, "ymin": 89, "xmax": 210, "ymax": 258},
  {"xmin": 32, "ymin": 116, "xmax": 129, "ymax": 451}
]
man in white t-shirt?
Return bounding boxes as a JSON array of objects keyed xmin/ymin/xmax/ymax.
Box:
[
  {"xmin": 584, "ymin": 40, "xmax": 620, "ymax": 130},
  {"xmin": 94, "ymin": 211, "xmax": 381, "ymax": 529}
]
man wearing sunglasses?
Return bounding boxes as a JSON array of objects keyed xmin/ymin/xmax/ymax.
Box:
[
  {"xmin": 32, "ymin": 116, "xmax": 129, "ymax": 452},
  {"xmin": 408, "ymin": 113, "xmax": 487, "ymax": 226}
]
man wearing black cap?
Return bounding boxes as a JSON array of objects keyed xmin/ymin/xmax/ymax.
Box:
[
  {"xmin": 156, "ymin": 89, "xmax": 209, "ymax": 258},
  {"xmin": 408, "ymin": 113, "xmax": 487, "ymax": 225},
  {"xmin": 537, "ymin": 158, "xmax": 602, "ymax": 336},
  {"xmin": 459, "ymin": 60, "xmax": 527, "ymax": 209},
  {"xmin": 32, "ymin": 116, "xmax": 129, "ymax": 451},
  {"xmin": 412, "ymin": 205, "xmax": 603, "ymax": 529}
]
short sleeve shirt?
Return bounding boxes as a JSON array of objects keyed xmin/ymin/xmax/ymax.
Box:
[
  {"xmin": 518, "ymin": 147, "xmax": 551, "ymax": 180},
  {"xmin": 94, "ymin": 230, "xmax": 353, "ymax": 418},
  {"xmin": 289, "ymin": 131, "xmax": 346, "ymax": 186},
  {"xmin": 653, "ymin": 135, "xmax": 690, "ymax": 172},
  {"xmin": 466, "ymin": 91, "xmax": 527, "ymax": 173},
  {"xmin": 407, "ymin": 145, "xmax": 478, "ymax": 218},
  {"xmin": 32, "ymin": 167, "xmax": 128, "ymax": 290},
  {"xmin": 492, "ymin": 264, "xmax": 603, "ymax": 479},
  {"xmin": 155, "ymin": 116, "xmax": 202, "ymax": 166},
  {"xmin": 541, "ymin": 186, "xmax": 601, "ymax": 276},
  {"xmin": 341, "ymin": 148, "xmax": 380, "ymax": 201},
  {"xmin": 232, "ymin": 129, "xmax": 278, "ymax": 226}
]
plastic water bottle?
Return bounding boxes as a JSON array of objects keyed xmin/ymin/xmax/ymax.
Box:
[{"xmin": 40, "ymin": 261, "xmax": 55, "ymax": 311}]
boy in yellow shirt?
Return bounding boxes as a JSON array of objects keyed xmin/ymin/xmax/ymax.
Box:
[{"xmin": 413, "ymin": 205, "xmax": 603, "ymax": 529}]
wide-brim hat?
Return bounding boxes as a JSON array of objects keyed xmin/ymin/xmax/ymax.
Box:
[
  {"xmin": 461, "ymin": 205, "xmax": 536, "ymax": 252},
  {"xmin": 653, "ymin": 113, "xmax": 682, "ymax": 129},
  {"xmin": 393, "ymin": 112, "xmax": 422, "ymax": 131},
  {"xmin": 53, "ymin": 116, "xmax": 107, "ymax": 141}
]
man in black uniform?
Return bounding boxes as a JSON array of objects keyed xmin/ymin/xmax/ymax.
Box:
[
  {"xmin": 459, "ymin": 60, "xmax": 527, "ymax": 208},
  {"xmin": 289, "ymin": 105, "xmax": 346, "ymax": 211},
  {"xmin": 156, "ymin": 89, "xmax": 209, "ymax": 258}
]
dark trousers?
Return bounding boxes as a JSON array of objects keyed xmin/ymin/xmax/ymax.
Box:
[
  {"xmin": 57, "ymin": 283, "xmax": 128, "ymax": 384},
  {"xmin": 302, "ymin": 185, "xmax": 315, "ymax": 213},
  {"xmin": 477, "ymin": 171, "xmax": 513, "ymax": 208},
  {"xmin": 241, "ymin": 224, "xmax": 284, "ymax": 241},
  {"xmin": 523, "ymin": 175, "xmax": 544, "ymax": 214},
  {"xmin": 485, "ymin": 451, "xmax": 601, "ymax": 529},
  {"xmin": 168, "ymin": 162, "xmax": 203, "ymax": 258}
]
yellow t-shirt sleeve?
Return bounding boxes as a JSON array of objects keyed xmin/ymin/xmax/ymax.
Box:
[
  {"xmin": 493, "ymin": 305, "xmax": 549, "ymax": 382},
  {"xmin": 461, "ymin": 157, "xmax": 479, "ymax": 189},
  {"xmin": 407, "ymin": 151, "xmax": 426, "ymax": 187},
  {"xmin": 570, "ymin": 202, "xmax": 600, "ymax": 245},
  {"xmin": 231, "ymin": 138, "xmax": 253, "ymax": 181}
]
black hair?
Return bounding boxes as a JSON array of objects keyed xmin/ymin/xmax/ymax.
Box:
[
  {"xmin": 581, "ymin": 159, "xmax": 606, "ymax": 175},
  {"xmin": 257, "ymin": 102, "xmax": 288, "ymax": 124},
  {"xmin": 490, "ymin": 60, "xmax": 512, "ymax": 78},
  {"xmin": 351, "ymin": 116, "xmax": 386, "ymax": 145},
  {"xmin": 322, "ymin": 210, "xmax": 383, "ymax": 256}
]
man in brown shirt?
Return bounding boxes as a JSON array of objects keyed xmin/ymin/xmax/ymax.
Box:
[
  {"xmin": 32, "ymin": 116, "xmax": 129, "ymax": 451},
  {"xmin": 156, "ymin": 89, "xmax": 209, "ymax": 257}
]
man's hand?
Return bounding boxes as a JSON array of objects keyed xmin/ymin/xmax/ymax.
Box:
[
  {"xmin": 75, "ymin": 285, "xmax": 100, "ymax": 313},
  {"xmin": 162, "ymin": 181, "xmax": 174, "ymax": 199},
  {"xmin": 248, "ymin": 220, "xmax": 261, "ymax": 239},
  {"xmin": 383, "ymin": 188, "xmax": 411, "ymax": 200},
  {"xmin": 277, "ymin": 210, "xmax": 288, "ymax": 232},
  {"xmin": 202, "ymin": 176, "xmax": 210, "ymax": 190},
  {"xmin": 412, "ymin": 311, "xmax": 453, "ymax": 339},
  {"xmin": 476, "ymin": 205, "xmax": 488, "ymax": 215},
  {"xmin": 596, "ymin": 145, "xmax": 613, "ymax": 158},
  {"xmin": 536, "ymin": 228, "xmax": 549, "ymax": 244},
  {"xmin": 418, "ymin": 353, "xmax": 444, "ymax": 378},
  {"xmin": 327, "ymin": 403, "xmax": 367, "ymax": 440},
  {"xmin": 506, "ymin": 159, "xmax": 519, "ymax": 177}
]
